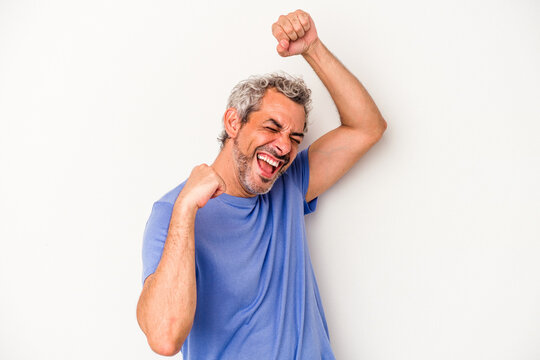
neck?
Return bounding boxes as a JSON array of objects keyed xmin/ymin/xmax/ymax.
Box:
[{"xmin": 212, "ymin": 141, "xmax": 255, "ymax": 198}]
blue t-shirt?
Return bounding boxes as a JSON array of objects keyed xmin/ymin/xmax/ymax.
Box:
[{"xmin": 142, "ymin": 148, "xmax": 335, "ymax": 360}]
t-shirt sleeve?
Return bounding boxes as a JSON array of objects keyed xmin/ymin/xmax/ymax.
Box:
[
  {"xmin": 141, "ymin": 201, "xmax": 174, "ymax": 285},
  {"xmin": 286, "ymin": 146, "xmax": 318, "ymax": 214}
]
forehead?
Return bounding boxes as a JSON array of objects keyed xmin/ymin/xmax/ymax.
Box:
[{"xmin": 254, "ymin": 88, "xmax": 306, "ymax": 131}]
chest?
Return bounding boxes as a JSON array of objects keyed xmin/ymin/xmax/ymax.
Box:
[{"xmin": 192, "ymin": 193, "xmax": 305, "ymax": 306}]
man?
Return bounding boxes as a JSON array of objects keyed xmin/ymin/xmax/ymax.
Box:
[{"xmin": 137, "ymin": 9, "xmax": 386, "ymax": 359}]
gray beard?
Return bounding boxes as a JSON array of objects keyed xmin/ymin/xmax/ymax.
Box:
[{"xmin": 232, "ymin": 139, "xmax": 282, "ymax": 195}]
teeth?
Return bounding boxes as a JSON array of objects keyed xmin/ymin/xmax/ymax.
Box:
[{"xmin": 257, "ymin": 154, "xmax": 279, "ymax": 167}]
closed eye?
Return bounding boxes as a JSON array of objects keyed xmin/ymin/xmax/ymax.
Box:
[
  {"xmin": 264, "ymin": 124, "xmax": 303, "ymax": 144},
  {"xmin": 291, "ymin": 137, "xmax": 301, "ymax": 145}
]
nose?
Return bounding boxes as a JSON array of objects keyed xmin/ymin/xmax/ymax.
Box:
[{"xmin": 273, "ymin": 132, "xmax": 292, "ymax": 156}]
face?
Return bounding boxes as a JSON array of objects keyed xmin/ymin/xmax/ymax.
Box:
[{"xmin": 232, "ymin": 88, "xmax": 306, "ymax": 195}]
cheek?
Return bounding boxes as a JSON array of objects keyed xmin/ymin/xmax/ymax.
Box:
[
  {"xmin": 253, "ymin": 133, "xmax": 278, "ymax": 148},
  {"xmin": 238, "ymin": 132, "xmax": 263, "ymax": 152}
]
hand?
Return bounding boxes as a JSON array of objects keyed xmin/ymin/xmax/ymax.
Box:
[
  {"xmin": 271, "ymin": 9, "xmax": 319, "ymax": 57},
  {"xmin": 177, "ymin": 164, "xmax": 226, "ymax": 211}
]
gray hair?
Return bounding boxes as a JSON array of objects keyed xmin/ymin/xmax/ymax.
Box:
[{"xmin": 218, "ymin": 73, "xmax": 312, "ymax": 148}]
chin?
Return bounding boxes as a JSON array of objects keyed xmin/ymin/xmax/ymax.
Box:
[
  {"xmin": 241, "ymin": 173, "xmax": 276, "ymax": 195},
  {"xmin": 232, "ymin": 139, "xmax": 288, "ymax": 195}
]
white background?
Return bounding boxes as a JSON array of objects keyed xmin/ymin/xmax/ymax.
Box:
[{"xmin": 1, "ymin": 0, "xmax": 539, "ymax": 359}]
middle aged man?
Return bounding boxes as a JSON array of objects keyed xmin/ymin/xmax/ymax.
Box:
[{"xmin": 137, "ymin": 9, "xmax": 387, "ymax": 359}]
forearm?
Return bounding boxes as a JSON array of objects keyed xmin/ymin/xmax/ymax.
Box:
[
  {"xmin": 136, "ymin": 201, "xmax": 197, "ymax": 356},
  {"xmin": 302, "ymin": 40, "xmax": 386, "ymax": 136}
]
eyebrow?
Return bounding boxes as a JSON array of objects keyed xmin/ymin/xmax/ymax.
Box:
[{"xmin": 267, "ymin": 118, "xmax": 305, "ymax": 138}]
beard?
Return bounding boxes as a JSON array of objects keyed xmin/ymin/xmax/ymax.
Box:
[{"xmin": 232, "ymin": 138, "xmax": 290, "ymax": 195}]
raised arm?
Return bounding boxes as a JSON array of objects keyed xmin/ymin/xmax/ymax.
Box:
[
  {"xmin": 136, "ymin": 165, "xmax": 225, "ymax": 356},
  {"xmin": 272, "ymin": 10, "xmax": 387, "ymax": 202}
]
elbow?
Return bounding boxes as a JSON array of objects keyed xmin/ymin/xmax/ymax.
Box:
[
  {"xmin": 377, "ymin": 117, "xmax": 388, "ymax": 137},
  {"xmin": 137, "ymin": 308, "xmax": 191, "ymax": 357},
  {"xmin": 146, "ymin": 323, "xmax": 192, "ymax": 357},
  {"xmin": 366, "ymin": 117, "xmax": 387, "ymax": 143},
  {"xmin": 136, "ymin": 277, "xmax": 196, "ymax": 357},
  {"xmin": 147, "ymin": 336, "xmax": 184, "ymax": 357}
]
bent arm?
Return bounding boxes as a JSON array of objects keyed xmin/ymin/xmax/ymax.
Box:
[
  {"xmin": 136, "ymin": 201, "xmax": 197, "ymax": 356},
  {"xmin": 303, "ymin": 40, "xmax": 387, "ymax": 202},
  {"xmin": 137, "ymin": 164, "xmax": 225, "ymax": 356}
]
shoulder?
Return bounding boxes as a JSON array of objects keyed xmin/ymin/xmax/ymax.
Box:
[
  {"xmin": 279, "ymin": 146, "xmax": 318, "ymax": 214},
  {"xmin": 155, "ymin": 180, "xmax": 187, "ymax": 206},
  {"xmin": 280, "ymin": 146, "xmax": 311, "ymax": 195},
  {"xmin": 282, "ymin": 146, "xmax": 309, "ymax": 178}
]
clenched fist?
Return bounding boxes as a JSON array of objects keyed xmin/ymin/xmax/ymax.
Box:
[
  {"xmin": 271, "ymin": 9, "xmax": 319, "ymax": 57},
  {"xmin": 177, "ymin": 164, "xmax": 226, "ymax": 211}
]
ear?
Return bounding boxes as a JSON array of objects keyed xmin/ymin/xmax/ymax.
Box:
[{"xmin": 223, "ymin": 108, "xmax": 242, "ymax": 139}]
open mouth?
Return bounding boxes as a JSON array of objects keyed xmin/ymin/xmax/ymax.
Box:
[{"xmin": 256, "ymin": 152, "xmax": 284, "ymax": 179}]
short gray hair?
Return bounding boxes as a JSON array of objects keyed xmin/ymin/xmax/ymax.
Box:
[{"xmin": 218, "ymin": 73, "xmax": 312, "ymax": 148}]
